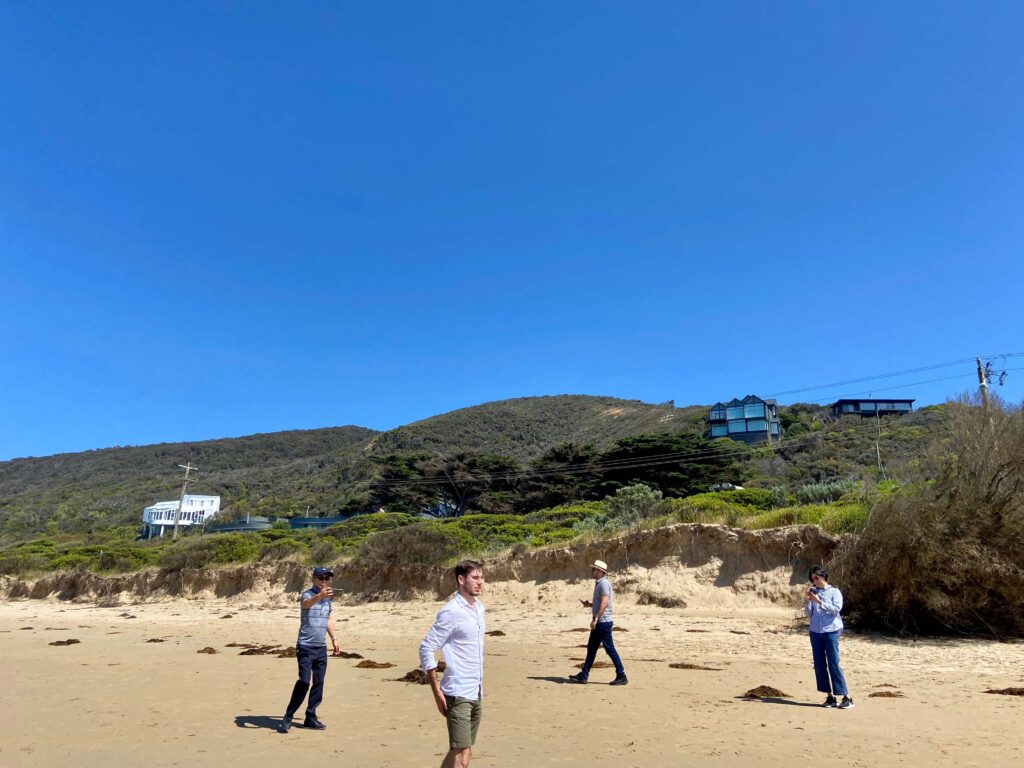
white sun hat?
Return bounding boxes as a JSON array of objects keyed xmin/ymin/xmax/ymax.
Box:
[{"xmin": 590, "ymin": 559, "xmax": 608, "ymax": 573}]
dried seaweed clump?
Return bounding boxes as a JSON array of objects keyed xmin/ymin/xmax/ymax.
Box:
[{"xmin": 743, "ymin": 686, "xmax": 788, "ymax": 699}]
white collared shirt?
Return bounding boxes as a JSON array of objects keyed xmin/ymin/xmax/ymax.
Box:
[{"xmin": 418, "ymin": 592, "xmax": 485, "ymax": 699}]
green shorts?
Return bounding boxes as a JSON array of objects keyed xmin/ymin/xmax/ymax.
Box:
[{"xmin": 444, "ymin": 695, "xmax": 482, "ymax": 749}]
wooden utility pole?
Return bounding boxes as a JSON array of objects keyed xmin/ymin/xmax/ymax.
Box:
[
  {"xmin": 171, "ymin": 462, "xmax": 198, "ymax": 540},
  {"xmin": 976, "ymin": 357, "xmax": 990, "ymax": 410},
  {"xmin": 875, "ymin": 409, "xmax": 887, "ymax": 481}
]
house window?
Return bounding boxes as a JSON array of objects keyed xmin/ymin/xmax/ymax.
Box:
[
  {"xmin": 710, "ymin": 408, "xmax": 726, "ymax": 421},
  {"xmin": 728, "ymin": 420, "xmax": 747, "ymax": 434},
  {"xmin": 860, "ymin": 402, "xmax": 876, "ymax": 412},
  {"xmin": 711, "ymin": 424, "xmax": 728, "ymax": 437},
  {"xmin": 726, "ymin": 406, "xmax": 744, "ymax": 420},
  {"xmin": 770, "ymin": 422, "xmax": 780, "ymax": 435},
  {"xmin": 744, "ymin": 403, "xmax": 766, "ymax": 419},
  {"xmin": 746, "ymin": 419, "xmax": 767, "ymax": 432}
]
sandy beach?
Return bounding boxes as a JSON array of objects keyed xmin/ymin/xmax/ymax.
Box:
[{"xmin": 2, "ymin": 581, "xmax": 1022, "ymax": 768}]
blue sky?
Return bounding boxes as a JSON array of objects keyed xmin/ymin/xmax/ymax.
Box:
[{"xmin": 2, "ymin": 2, "xmax": 1023, "ymax": 460}]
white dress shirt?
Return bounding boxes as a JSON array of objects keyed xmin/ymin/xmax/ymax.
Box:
[{"xmin": 418, "ymin": 592, "xmax": 486, "ymax": 699}]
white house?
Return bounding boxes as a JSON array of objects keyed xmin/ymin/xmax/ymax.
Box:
[{"xmin": 142, "ymin": 494, "xmax": 221, "ymax": 538}]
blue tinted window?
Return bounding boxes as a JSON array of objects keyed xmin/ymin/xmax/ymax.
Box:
[
  {"xmin": 746, "ymin": 419, "xmax": 767, "ymax": 432},
  {"xmin": 726, "ymin": 406, "xmax": 744, "ymax": 420},
  {"xmin": 744, "ymin": 403, "xmax": 766, "ymax": 419},
  {"xmin": 711, "ymin": 424, "xmax": 728, "ymax": 437},
  {"xmin": 770, "ymin": 421, "xmax": 780, "ymax": 434},
  {"xmin": 728, "ymin": 420, "xmax": 746, "ymax": 434}
]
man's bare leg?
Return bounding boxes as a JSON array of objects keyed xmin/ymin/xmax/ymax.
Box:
[{"xmin": 441, "ymin": 747, "xmax": 471, "ymax": 768}]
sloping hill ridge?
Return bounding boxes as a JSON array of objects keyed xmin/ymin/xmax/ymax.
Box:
[
  {"xmin": 0, "ymin": 396, "xmax": 709, "ymax": 542},
  {"xmin": 366, "ymin": 395, "xmax": 709, "ymax": 459}
]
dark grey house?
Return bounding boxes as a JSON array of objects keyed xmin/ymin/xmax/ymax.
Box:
[
  {"xmin": 708, "ymin": 395, "xmax": 781, "ymax": 444},
  {"xmin": 831, "ymin": 398, "xmax": 914, "ymax": 418}
]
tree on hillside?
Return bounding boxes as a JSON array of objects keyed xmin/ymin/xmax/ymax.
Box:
[
  {"xmin": 520, "ymin": 442, "xmax": 601, "ymax": 511},
  {"xmin": 596, "ymin": 433, "xmax": 740, "ymax": 498},
  {"xmin": 369, "ymin": 452, "xmax": 522, "ymax": 517}
]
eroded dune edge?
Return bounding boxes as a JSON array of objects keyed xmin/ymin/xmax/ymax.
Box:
[{"xmin": 0, "ymin": 523, "xmax": 839, "ymax": 609}]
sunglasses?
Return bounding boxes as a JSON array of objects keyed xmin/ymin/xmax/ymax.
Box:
[{"xmin": 315, "ymin": 575, "xmax": 333, "ymax": 581}]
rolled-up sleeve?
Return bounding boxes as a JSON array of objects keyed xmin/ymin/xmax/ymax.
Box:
[{"xmin": 419, "ymin": 607, "xmax": 455, "ymax": 672}]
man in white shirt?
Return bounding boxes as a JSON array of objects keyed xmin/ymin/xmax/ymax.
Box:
[{"xmin": 419, "ymin": 560, "xmax": 486, "ymax": 768}]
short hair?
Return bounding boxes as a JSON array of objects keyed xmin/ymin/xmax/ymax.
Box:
[
  {"xmin": 454, "ymin": 559, "xmax": 483, "ymax": 582},
  {"xmin": 808, "ymin": 565, "xmax": 828, "ymax": 582}
]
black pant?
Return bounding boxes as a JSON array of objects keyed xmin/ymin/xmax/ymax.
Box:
[
  {"xmin": 285, "ymin": 644, "xmax": 328, "ymax": 720},
  {"xmin": 581, "ymin": 621, "xmax": 625, "ymax": 677}
]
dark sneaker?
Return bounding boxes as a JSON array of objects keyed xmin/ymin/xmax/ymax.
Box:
[
  {"xmin": 610, "ymin": 673, "xmax": 629, "ymax": 686},
  {"xmin": 822, "ymin": 695, "xmax": 838, "ymax": 708},
  {"xmin": 838, "ymin": 697, "xmax": 855, "ymax": 710},
  {"xmin": 568, "ymin": 672, "xmax": 588, "ymax": 684},
  {"xmin": 303, "ymin": 718, "xmax": 327, "ymax": 730},
  {"xmin": 278, "ymin": 716, "xmax": 293, "ymax": 733}
]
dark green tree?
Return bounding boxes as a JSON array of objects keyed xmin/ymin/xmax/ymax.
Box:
[
  {"xmin": 596, "ymin": 433, "xmax": 740, "ymax": 498},
  {"xmin": 369, "ymin": 452, "xmax": 522, "ymax": 517},
  {"xmin": 520, "ymin": 442, "xmax": 601, "ymax": 511}
]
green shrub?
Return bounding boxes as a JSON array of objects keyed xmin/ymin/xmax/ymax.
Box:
[
  {"xmin": 818, "ymin": 503, "xmax": 868, "ymax": 534},
  {"xmin": 607, "ymin": 484, "xmax": 670, "ymax": 528},
  {"xmin": 718, "ymin": 488, "xmax": 775, "ymax": 510},
  {"xmin": 669, "ymin": 495, "xmax": 755, "ymax": 525},
  {"xmin": 322, "ymin": 512, "xmax": 419, "ymax": 552},
  {"xmin": 522, "ymin": 501, "xmax": 606, "ymax": 526},
  {"xmin": 450, "ymin": 515, "xmax": 531, "ymax": 551},
  {"xmin": 309, "ymin": 540, "xmax": 342, "ymax": 565},
  {"xmin": 738, "ymin": 502, "xmax": 868, "ymax": 534},
  {"xmin": 571, "ymin": 513, "xmax": 611, "ymax": 538},
  {"xmin": 259, "ymin": 538, "xmax": 309, "ymax": 562},
  {"xmin": 355, "ymin": 521, "xmax": 481, "ymax": 566},
  {"xmin": 159, "ymin": 533, "xmax": 260, "ymax": 570},
  {"xmin": 796, "ymin": 479, "xmax": 858, "ymax": 505}
]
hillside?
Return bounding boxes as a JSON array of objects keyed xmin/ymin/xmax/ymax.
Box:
[
  {"xmin": 0, "ymin": 396, "xmax": 707, "ymax": 542},
  {"xmin": 0, "ymin": 426, "xmax": 378, "ymax": 542},
  {"xmin": 0, "ymin": 394, "xmax": 950, "ymax": 544},
  {"xmin": 366, "ymin": 395, "xmax": 709, "ymax": 458}
]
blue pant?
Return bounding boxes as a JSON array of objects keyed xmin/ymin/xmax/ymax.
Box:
[
  {"xmin": 581, "ymin": 621, "xmax": 625, "ymax": 677},
  {"xmin": 809, "ymin": 630, "xmax": 848, "ymax": 696},
  {"xmin": 285, "ymin": 644, "xmax": 328, "ymax": 719}
]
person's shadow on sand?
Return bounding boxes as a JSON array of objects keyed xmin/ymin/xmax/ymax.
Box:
[
  {"xmin": 527, "ymin": 676, "xmax": 578, "ymax": 685},
  {"xmin": 234, "ymin": 715, "xmax": 284, "ymax": 730},
  {"xmin": 736, "ymin": 697, "xmax": 821, "ymax": 708}
]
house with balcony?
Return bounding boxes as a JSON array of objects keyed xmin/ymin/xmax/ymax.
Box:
[
  {"xmin": 707, "ymin": 395, "xmax": 781, "ymax": 444},
  {"xmin": 141, "ymin": 494, "xmax": 221, "ymax": 539},
  {"xmin": 831, "ymin": 398, "xmax": 914, "ymax": 418}
]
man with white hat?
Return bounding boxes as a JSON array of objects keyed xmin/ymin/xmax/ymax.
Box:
[{"xmin": 569, "ymin": 559, "xmax": 627, "ymax": 685}]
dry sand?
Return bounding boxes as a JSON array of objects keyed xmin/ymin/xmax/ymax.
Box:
[{"xmin": 2, "ymin": 581, "xmax": 1023, "ymax": 768}]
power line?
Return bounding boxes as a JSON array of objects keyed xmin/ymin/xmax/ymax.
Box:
[{"xmin": 765, "ymin": 352, "xmax": 1024, "ymax": 398}]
